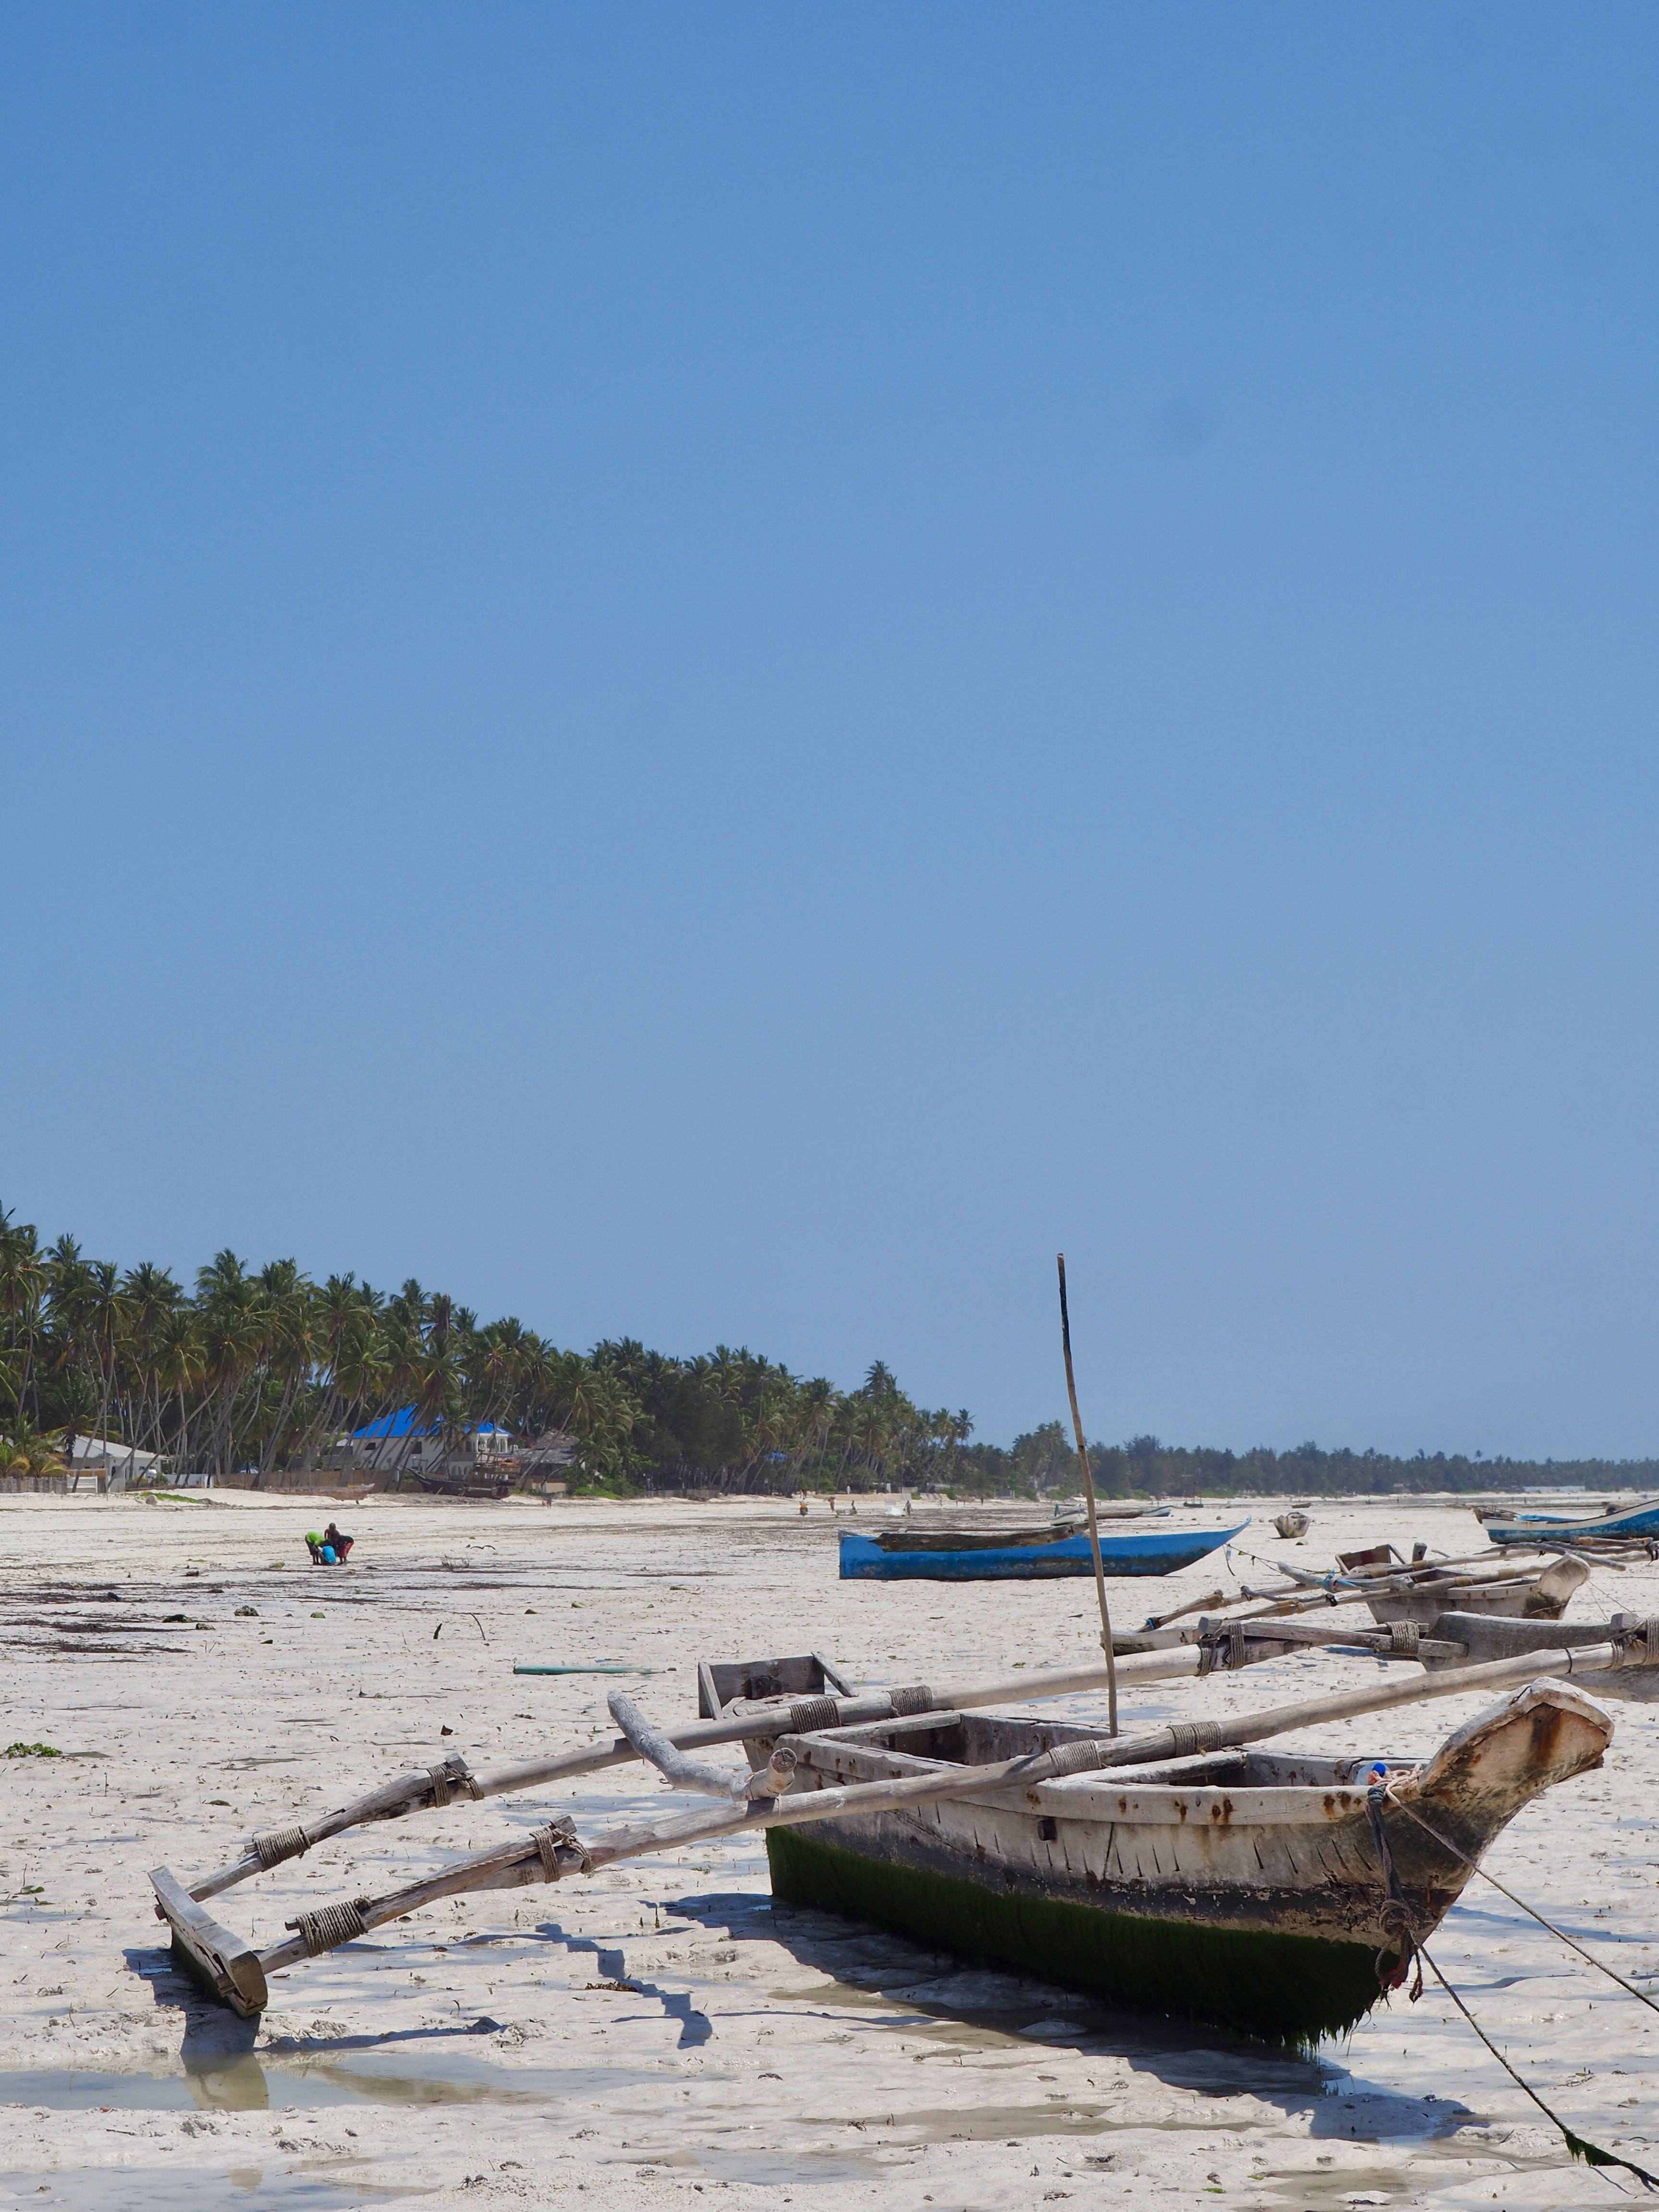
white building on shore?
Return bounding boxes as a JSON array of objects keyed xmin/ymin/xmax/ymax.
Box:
[{"xmin": 65, "ymin": 1435, "xmax": 166, "ymax": 1489}]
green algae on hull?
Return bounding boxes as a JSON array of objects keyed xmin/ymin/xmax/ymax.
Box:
[{"xmin": 766, "ymin": 1825, "xmax": 1389, "ymax": 2045}]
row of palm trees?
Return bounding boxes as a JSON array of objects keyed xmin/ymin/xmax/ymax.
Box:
[{"xmin": 0, "ymin": 1205, "xmax": 970, "ymax": 1491}]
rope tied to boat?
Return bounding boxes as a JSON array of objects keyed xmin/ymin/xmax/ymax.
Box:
[
  {"xmin": 425, "ymin": 1756, "xmax": 482, "ymax": 1808},
  {"xmin": 1417, "ymin": 1947, "xmax": 1659, "ymax": 2190},
  {"xmin": 1364, "ymin": 1785, "xmax": 1423, "ymax": 2001},
  {"xmin": 532, "ymin": 1816, "xmax": 590, "ymax": 1879},
  {"xmin": 1196, "ymin": 1623, "xmax": 1247, "ymax": 1676},
  {"xmin": 284, "ymin": 1899, "xmax": 371, "ymax": 1955},
  {"xmin": 1382, "ymin": 1622, "xmax": 1420, "ymax": 1656},
  {"xmin": 251, "ymin": 1823, "xmax": 311, "ymax": 1871},
  {"xmin": 890, "ymin": 1684, "xmax": 936, "ymax": 1717},
  {"xmin": 1616, "ymin": 1615, "xmax": 1659, "ymax": 1667}
]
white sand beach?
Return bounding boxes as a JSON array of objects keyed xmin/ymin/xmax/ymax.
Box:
[{"xmin": 0, "ymin": 1491, "xmax": 1653, "ymax": 2212}]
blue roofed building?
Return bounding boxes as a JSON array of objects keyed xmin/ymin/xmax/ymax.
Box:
[{"xmin": 345, "ymin": 1411, "xmax": 516, "ymax": 1483}]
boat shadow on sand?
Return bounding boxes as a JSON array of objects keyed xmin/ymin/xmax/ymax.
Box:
[
  {"xmin": 628, "ymin": 1888, "xmax": 1485, "ymax": 2151},
  {"xmin": 126, "ymin": 1904, "xmax": 1481, "ymax": 2151}
]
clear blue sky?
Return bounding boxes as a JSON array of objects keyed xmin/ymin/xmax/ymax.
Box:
[{"xmin": 4, "ymin": 4, "xmax": 1657, "ymax": 1457}]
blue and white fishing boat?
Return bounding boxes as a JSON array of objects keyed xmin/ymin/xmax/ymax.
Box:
[
  {"xmin": 838, "ymin": 1517, "xmax": 1249, "ymax": 1581},
  {"xmin": 1480, "ymin": 1494, "xmax": 1659, "ymax": 1545}
]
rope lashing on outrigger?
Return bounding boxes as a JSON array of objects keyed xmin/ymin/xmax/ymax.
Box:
[
  {"xmin": 253, "ymin": 1824, "xmax": 311, "ymax": 1871},
  {"xmin": 246, "ymin": 1752, "xmax": 482, "ymax": 1873},
  {"xmin": 285, "ymin": 1899, "xmax": 372, "ymax": 1956},
  {"xmin": 1196, "ymin": 1622, "xmax": 1248, "ymax": 1677},
  {"xmin": 533, "ymin": 1817, "xmax": 591, "ymax": 1879}
]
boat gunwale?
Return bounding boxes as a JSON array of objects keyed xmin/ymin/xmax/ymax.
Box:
[{"xmin": 775, "ymin": 1728, "xmax": 1426, "ymax": 1827}]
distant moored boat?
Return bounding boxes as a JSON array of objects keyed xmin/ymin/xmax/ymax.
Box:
[
  {"xmin": 837, "ymin": 1518, "xmax": 1249, "ymax": 1581},
  {"xmin": 1479, "ymin": 1495, "xmax": 1659, "ymax": 1544}
]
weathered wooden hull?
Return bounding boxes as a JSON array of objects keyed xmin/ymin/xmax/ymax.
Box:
[
  {"xmin": 753, "ymin": 1681, "xmax": 1610, "ymax": 2042},
  {"xmin": 838, "ymin": 1522, "xmax": 1249, "ymax": 1581},
  {"xmin": 1362, "ymin": 1574, "xmax": 1573, "ymax": 1628}
]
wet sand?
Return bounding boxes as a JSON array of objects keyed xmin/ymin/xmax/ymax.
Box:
[{"xmin": 0, "ymin": 1490, "xmax": 1654, "ymax": 2210}]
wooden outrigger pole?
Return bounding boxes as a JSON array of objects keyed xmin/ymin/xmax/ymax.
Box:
[
  {"xmin": 178, "ymin": 1643, "xmax": 1221, "ymax": 1908},
  {"xmin": 1058, "ymin": 1253, "xmax": 1118, "ymax": 1735}
]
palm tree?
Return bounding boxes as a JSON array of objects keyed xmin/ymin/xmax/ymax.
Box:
[
  {"xmin": 82, "ymin": 1261, "xmax": 128, "ymax": 1457},
  {"xmin": 0, "ymin": 1213, "xmax": 51, "ymax": 1419},
  {"xmin": 194, "ymin": 1251, "xmax": 261, "ymax": 1477},
  {"xmin": 120, "ymin": 1263, "xmax": 184, "ymax": 1465},
  {"xmin": 151, "ymin": 1309, "xmax": 202, "ymax": 1473},
  {"xmin": 249, "ymin": 1261, "xmax": 319, "ymax": 1482},
  {"xmin": 0, "ymin": 1415, "xmax": 66, "ymax": 1478}
]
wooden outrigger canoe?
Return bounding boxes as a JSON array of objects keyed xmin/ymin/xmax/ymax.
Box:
[
  {"xmin": 732, "ymin": 1675, "xmax": 1611, "ymax": 2042},
  {"xmin": 1354, "ymin": 1555, "xmax": 1587, "ymax": 1627},
  {"xmin": 839, "ymin": 1518, "xmax": 1248, "ymax": 1581},
  {"xmin": 149, "ymin": 1630, "xmax": 1651, "ymax": 2040}
]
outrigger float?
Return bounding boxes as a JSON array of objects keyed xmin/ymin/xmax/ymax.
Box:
[{"xmin": 148, "ymin": 1619, "xmax": 1659, "ymax": 2042}]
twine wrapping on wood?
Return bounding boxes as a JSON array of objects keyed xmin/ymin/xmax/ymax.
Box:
[
  {"xmin": 788, "ymin": 1696, "xmax": 842, "ymax": 1733},
  {"xmin": 541, "ymin": 1815, "xmax": 590, "ymax": 1875},
  {"xmin": 1046, "ymin": 1738, "xmax": 1110, "ymax": 1777},
  {"xmin": 889, "ymin": 1684, "xmax": 936, "ymax": 1718},
  {"xmin": 1165, "ymin": 1721, "xmax": 1215, "ymax": 1761},
  {"xmin": 284, "ymin": 1899, "xmax": 369, "ymax": 1955},
  {"xmin": 252, "ymin": 1825, "xmax": 311, "ymax": 1871}
]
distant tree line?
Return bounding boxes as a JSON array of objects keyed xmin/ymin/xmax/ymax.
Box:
[
  {"xmin": 3, "ymin": 1204, "xmax": 1651, "ymax": 1496},
  {"xmin": 0, "ymin": 1204, "xmax": 967, "ymax": 1491},
  {"xmin": 961, "ymin": 1423, "xmax": 1659, "ymax": 1500}
]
